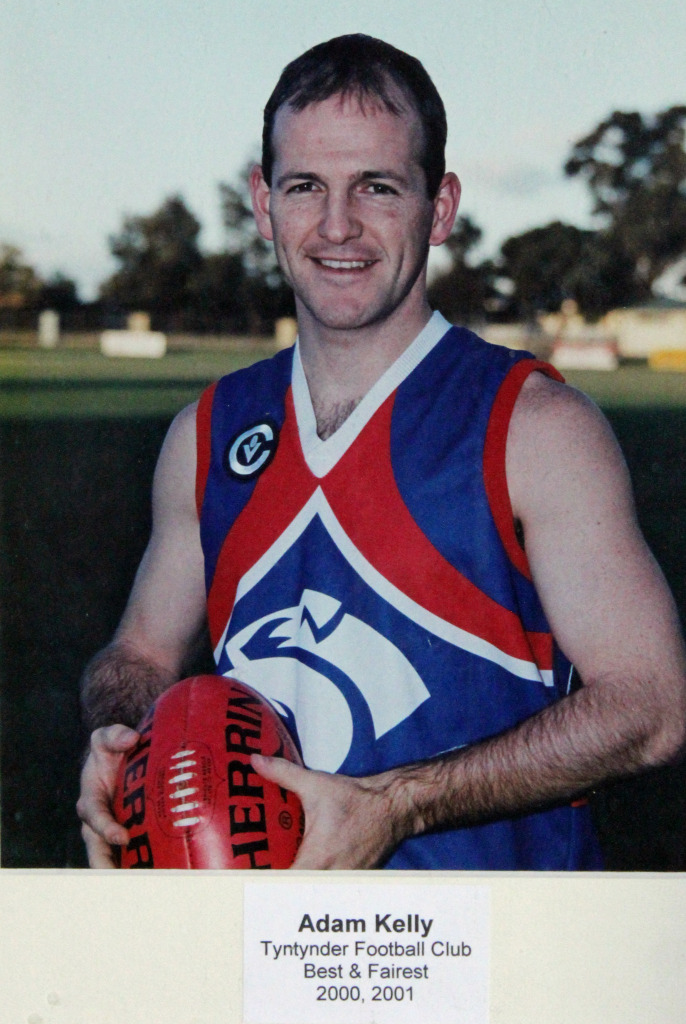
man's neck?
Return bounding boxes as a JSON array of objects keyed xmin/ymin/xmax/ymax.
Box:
[
  {"xmin": 297, "ymin": 302, "xmax": 433, "ymax": 439},
  {"xmin": 313, "ymin": 396, "xmax": 362, "ymax": 440}
]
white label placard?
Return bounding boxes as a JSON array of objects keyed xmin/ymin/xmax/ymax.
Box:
[{"xmin": 243, "ymin": 881, "xmax": 490, "ymax": 1024}]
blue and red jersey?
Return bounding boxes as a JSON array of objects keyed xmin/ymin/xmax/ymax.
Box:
[{"xmin": 195, "ymin": 313, "xmax": 602, "ymax": 869}]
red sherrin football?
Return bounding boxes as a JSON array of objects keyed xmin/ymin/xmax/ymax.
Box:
[{"xmin": 113, "ymin": 675, "xmax": 304, "ymax": 868}]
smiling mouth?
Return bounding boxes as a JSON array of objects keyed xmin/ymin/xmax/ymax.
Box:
[{"xmin": 314, "ymin": 258, "xmax": 376, "ymax": 270}]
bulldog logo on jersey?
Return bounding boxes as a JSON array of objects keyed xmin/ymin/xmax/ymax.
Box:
[
  {"xmin": 224, "ymin": 419, "xmax": 279, "ymax": 480},
  {"xmin": 219, "ymin": 588, "xmax": 430, "ymax": 773}
]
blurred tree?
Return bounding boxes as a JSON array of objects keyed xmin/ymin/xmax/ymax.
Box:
[
  {"xmin": 186, "ymin": 252, "xmax": 250, "ymax": 333},
  {"xmin": 219, "ymin": 161, "xmax": 275, "ymax": 279},
  {"xmin": 34, "ymin": 272, "xmax": 81, "ymax": 312},
  {"xmin": 498, "ymin": 221, "xmax": 638, "ymax": 321},
  {"xmin": 98, "ymin": 181, "xmax": 293, "ymax": 334},
  {"xmin": 0, "ymin": 244, "xmax": 42, "ymax": 308},
  {"xmin": 0, "ymin": 246, "xmax": 80, "ymax": 317},
  {"xmin": 100, "ymin": 195, "xmax": 204, "ymax": 326},
  {"xmin": 427, "ymin": 215, "xmax": 495, "ymax": 322},
  {"xmin": 565, "ymin": 106, "xmax": 686, "ymax": 294},
  {"xmin": 219, "ymin": 162, "xmax": 294, "ymax": 332},
  {"xmin": 564, "ymin": 233, "xmax": 641, "ymax": 318}
]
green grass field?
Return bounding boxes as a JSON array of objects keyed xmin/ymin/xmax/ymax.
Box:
[
  {"xmin": 0, "ymin": 343, "xmax": 279, "ymax": 418},
  {"xmin": 1, "ymin": 343, "xmax": 686, "ymax": 418}
]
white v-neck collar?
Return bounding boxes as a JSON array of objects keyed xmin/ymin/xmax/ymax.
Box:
[{"xmin": 292, "ymin": 310, "xmax": 452, "ymax": 478}]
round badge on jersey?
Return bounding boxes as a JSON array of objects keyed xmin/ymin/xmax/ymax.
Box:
[{"xmin": 224, "ymin": 418, "xmax": 279, "ymax": 481}]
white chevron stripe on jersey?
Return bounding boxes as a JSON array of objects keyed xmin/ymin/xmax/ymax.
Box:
[{"xmin": 214, "ymin": 487, "xmax": 553, "ymax": 687}]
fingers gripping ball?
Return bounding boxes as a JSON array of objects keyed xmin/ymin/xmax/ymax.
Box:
[{"xmin": 113, "ymin": 675, "xmax": 304, "ymax": 868}]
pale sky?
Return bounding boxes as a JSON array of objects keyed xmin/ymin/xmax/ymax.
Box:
[{"xmin": 2, "ymin": 0, "xmax": 685, "ymax": 298}]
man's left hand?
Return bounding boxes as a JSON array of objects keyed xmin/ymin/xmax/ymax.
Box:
[{"xmin": 251, "ymin": 754, "xmax": 414, "ymax": 869}]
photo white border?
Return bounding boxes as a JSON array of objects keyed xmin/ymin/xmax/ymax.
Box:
[{"xmin": 1, "ymin": 870, "xmax": 685, "ymax": 1022}]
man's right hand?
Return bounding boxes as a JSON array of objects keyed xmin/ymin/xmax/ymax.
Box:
[{"xmin": 76, "ymin": 725, "xmax": 140, "ymax": 868}]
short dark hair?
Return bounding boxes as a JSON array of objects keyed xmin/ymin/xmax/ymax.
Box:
[{"xmin": 261, "ymin": 34, "xmax": 447, "ymax": 198}]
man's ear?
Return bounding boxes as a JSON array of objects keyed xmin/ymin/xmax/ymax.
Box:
[
  {"xmin": 429, "ymin": 172, "xmax": 461, "ymax": 247},
  {"xmin": 249, "ymin": 164, "xmax": 274, "ymax": 242}
]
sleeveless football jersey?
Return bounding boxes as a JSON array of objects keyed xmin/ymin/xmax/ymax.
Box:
[{"xmin": 196, "ymin": 312, "xmax": 603, "ymax": 869}]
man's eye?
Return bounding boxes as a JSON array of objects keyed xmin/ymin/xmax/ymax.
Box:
[
  {"xmin": 287, "ymin": 181, "xmax": 316, "ymax": 194},
  {"xmin": 365, "ymin": 182, "xmax": 398, "ymax": 195}
]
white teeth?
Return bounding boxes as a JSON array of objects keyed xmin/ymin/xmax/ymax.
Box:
[{"xmin": 319, "ymin": 259, "xmax": 371, "ymax": 269}]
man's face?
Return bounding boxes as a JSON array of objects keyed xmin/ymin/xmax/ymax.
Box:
[{"xmin": 251, "ymin": 93, "xmax": 457, "ymax": 336}]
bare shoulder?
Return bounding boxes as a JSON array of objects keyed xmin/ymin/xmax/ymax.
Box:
[
  {"xmin": 153, "ymin": 400, "xmax": 199, "ymax": 510},
  {"xmin": 158, "ymin": 400, "xmax": 199, "ymax": 466},
  {"xmin": 509, "ymin": 371, "xmax": 621, "ymax": 460},
  {"xmin": 116, "ymin": 398, "xmax": 206, "ymax": 661},
  {"xmin": 506, "ymin": 371, "xmax": 632, "ymax": 522}
]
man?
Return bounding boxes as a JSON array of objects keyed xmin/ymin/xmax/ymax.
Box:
[{"xmin": 78, "ymin": 34, "xmax": 686, "ymax": 870}]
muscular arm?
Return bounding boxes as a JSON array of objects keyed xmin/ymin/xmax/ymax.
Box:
[
  {"xmin": 77, "ymin": 401, "xmax": 207, "ymax": 864},
  {"xmin": 256, "ymin": 375, "xmax": 686, "ymax": 868},
  {"xmin": 505, "ymin": 375, "xmax": 686, "ymax": 776},
  {"xmin": 80, "ymin": 401, "xmax": 206, "ymax": 729}
]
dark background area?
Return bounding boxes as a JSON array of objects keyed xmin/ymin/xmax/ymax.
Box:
[
  {"xmin": 1, "ymin": 406, "xmax": 685, "ymax": 869},
  {"xmin": 1, "ymin": 418, "xmax": 171, "ymax": 866}
]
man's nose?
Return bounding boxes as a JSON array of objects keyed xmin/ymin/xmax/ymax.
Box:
[{"xmin": 317, "ymin": 193, "xmax": 363, "ymax": 243}]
